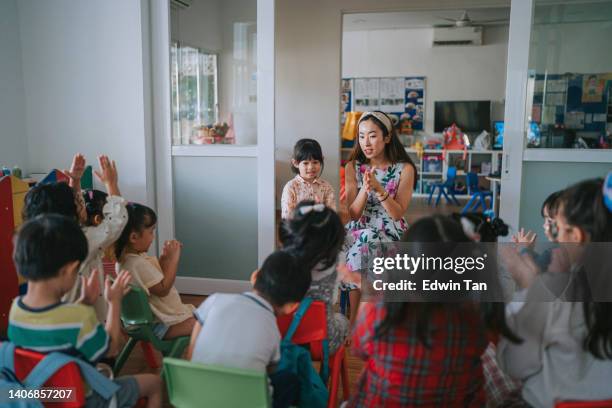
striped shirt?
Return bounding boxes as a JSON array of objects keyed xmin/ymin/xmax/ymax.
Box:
[{"xmin": 8, "ymin": 297, "xmax": 109, "ymax": 363}]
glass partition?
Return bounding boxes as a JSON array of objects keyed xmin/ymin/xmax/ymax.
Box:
[
  {"xmin": 525, "ymin": 1, "xmax": 612, "ymax": 149},
  {"xmin": 170, "ymin": 0, "xmax": 257, "ymax": 146}
]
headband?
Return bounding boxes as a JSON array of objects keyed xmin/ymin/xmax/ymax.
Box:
[
  {"xmin": 359, "ymin": 111, "xmax": 393, "ymax": 135},
  {"xmin": 299, "ymin": 203, "xmax": 325, "ymax": 216},
  {"xmin": 604, "ymin": 171, "xmax": 612, "ymax": 212}
]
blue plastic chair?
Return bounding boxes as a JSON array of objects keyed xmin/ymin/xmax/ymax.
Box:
[
  {"xmin": 428, "ymin": 166, "xmax": 460, "ymax": 206},
  {"xmin": 461, "ymin": 172, "xmax": 493, "ymax": 214}
]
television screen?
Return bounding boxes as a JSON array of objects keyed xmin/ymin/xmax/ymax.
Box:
[{"xmin": 434, "ymin": 101, "xmax": 491, "ymax": 133}]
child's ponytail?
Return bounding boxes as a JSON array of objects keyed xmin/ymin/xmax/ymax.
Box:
[
  {"xmin": 280, "ymin": 200, "xmax": 345, "ymax": 272},
  {"xmin": 82, "ymin": 189, "xmax": 108, "ymax": 225},
  {"xmin": 115, "ymin": 203, "xmax": 158, "ymax": 260}
]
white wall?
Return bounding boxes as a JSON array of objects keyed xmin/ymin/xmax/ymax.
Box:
[
  {"xmin": 275, "ymin": 0, "xmax": 510, "ymax": 202},
  {"xmin": 342, "ymin": 26, "xmax": 509, "ymax": 135},
  {"xmin": 17, "ymin": 0, "xmax": 151, "ymax": 203},
  {"xmin": 0, "ymin": 0, "xmax": 28, "ymax": 174}
]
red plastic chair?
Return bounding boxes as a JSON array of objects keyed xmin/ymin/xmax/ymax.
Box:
[
  {"xmin": 13, "ymin": 346, "xmax": 148, "ymax": 408},
  {"xmin": 13, "ymin": 347, "xmax": 86, "ymax": 408},
  {"xmin": 556, "ymin": 401, "xmax": 612, "ymax": 408},
  {"xmin": 277, "ymin": 301, "xmax": 350, "ymax": 408}
]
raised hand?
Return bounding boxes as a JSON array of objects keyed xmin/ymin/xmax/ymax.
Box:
[
  {"xmin": 160, "ymin": 240, "xmax": 182, "ymax": 267},
  {"xmin": 104, "ymin": 269, "xmax": 132, "ymax": 304},
  {"xmin": 94, "ymin": 155, "xmax": 120, "ymax": 196},
  {"xmin": 65, "ymin": 153, "xmax": 86, "ymax": 189},
  {"xmin": 512, "ymin": 228, "xmax": 537, "ymax": 248},
  {"xmin": 78, "ymin": 269, "xmax": 101, "ymax": 306}
]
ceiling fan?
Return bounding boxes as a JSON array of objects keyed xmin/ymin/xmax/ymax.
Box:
[{"xmin": 435, "ymin": 11, "xmax": 508, "ymax": 28}]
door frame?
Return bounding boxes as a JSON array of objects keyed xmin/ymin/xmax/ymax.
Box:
[{"xmin": 148, "ymin": 0, "xmax": 275, "ymax": 293}]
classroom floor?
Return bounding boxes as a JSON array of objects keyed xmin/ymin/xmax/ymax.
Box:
[{"xmin": 120, "ymin": 200, "xmax": 463, "ymax": 406}]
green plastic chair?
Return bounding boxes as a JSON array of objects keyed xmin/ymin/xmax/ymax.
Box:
[
  {"xmin": 113, "ymin": 285, "xmax": 189, "ymax": 375},
  {"xmin": 80, "ymin": 166, "xmax": 93, "ymax": 190},
  {"xmin": 163, "ymin": 357, "xmax": 271, "ymax": 408}
]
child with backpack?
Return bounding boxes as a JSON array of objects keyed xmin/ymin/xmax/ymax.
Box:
[
  {"xmin": 7, "ymin": 214, "xmax": 161, "ymax": 407},
  {"xmin": 187, "ymin": 250, "xmax": 311, "ymax": 408},
  {"xmin": 280, "ymin": 200, "xmax": 349, "ymax": 353}
]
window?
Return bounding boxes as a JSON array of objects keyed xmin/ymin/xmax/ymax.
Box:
[{"xmin": 171, "ymin": 42, "xmax": 219, "ymax": 145}]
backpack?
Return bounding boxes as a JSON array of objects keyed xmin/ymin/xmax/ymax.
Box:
[
  {"xmin": 278, "ymin": 298, "xmax": 329, "ymax": 408},
  {"xmin": 0, "ymin": 342, "xmax": 119, "ymax": 407}
]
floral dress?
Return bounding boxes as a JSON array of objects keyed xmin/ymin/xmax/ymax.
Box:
[
  {"xmin": 305, "ymin": 264, "xmax": 349, "ymax": 353},
  {"xmin": 342, "ymin": 162, "xmax": 409, "ymax": 289}
]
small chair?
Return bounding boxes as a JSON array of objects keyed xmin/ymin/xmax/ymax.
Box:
[
  {"xmin": 277, "ymin": 301, "xmax": 350, "ymax": 408},
  {"xmin": 163, "ymin": 357, "xmax": 270, "ymax": 408},
  {"xmin": 555, "ymin": 401, "xmax": 612, "ymax": 408},
  {"xmin": 13, "ymin": 347, "xmax": 86, "ymax": 408},
  {"xmin": 428, "ymin": 166, "xmax": 460, "ymax": 206},
  {"xmin": 461, "ymin": 172, "xmax": 493, "ymax": 214},
  {"xmin": 113, "ymin": 285, "xmax": 189, "ymax": 375}
]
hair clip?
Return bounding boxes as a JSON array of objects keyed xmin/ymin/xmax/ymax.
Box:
[
  {"xmin": 604, "ymin": 171, "xmax": 612, "ymax": 213},
  {"xmin": 298, "ymin": 203, "xmax": 325, "ymax": 215}
]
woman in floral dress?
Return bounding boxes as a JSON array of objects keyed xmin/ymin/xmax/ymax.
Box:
[{"xmin": 343, "ymin": 111, "xmax": 418, "ymax": 325}]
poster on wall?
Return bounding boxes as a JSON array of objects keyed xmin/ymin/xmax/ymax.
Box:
[
  {"xmin": 405, "ymin": 76, "xmax": 425, "ymax": 131},
  {"xmin": 354, "ymin": 78, "xmax": 380, "ymax": 111},
  {"xmin": 341, "ymin": 78, "xmax": 352, "ymax": 123},
  {"xmin": 380, "ymin": 78, "xmax": 405, "ymax": 112},
  {"xmin": 582, "ymin": 74, "xmax": 606, "ymax": 103}
]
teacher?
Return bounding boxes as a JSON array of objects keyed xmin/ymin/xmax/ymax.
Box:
[{"xmin": 342, "ymin": 111, "xmax": 418, "ymax": 324}]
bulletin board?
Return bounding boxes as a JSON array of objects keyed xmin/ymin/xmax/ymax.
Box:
[
  {"xmin": 341, "ymin": 76, "xmax": 426, "ymax": 131},
  {"xmin": 532, "ymin": 72, "xmax": 612, "ymax": 133}
]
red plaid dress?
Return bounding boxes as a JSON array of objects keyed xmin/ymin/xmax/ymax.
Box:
[{"xmin": 349, "ymin": 302, "xmax": 488, "ymax": 408}]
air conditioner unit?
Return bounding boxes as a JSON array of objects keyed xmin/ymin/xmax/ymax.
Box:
[
  {"xmin": 432, "ymin": 26, "xmax": 482, "ymax": 46},
  {"xmin": 171, "ymin": 0, "xmax": 191, "ymax": 9}
]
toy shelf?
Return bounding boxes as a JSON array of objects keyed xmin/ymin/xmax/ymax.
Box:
[{"xmin": 340, "ymin": 146, "xmax": 503, "ymax": 198}]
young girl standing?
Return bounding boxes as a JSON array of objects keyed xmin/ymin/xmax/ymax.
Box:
[
  {"xmin": 281, "ymin": 139, "xmax": 335, "ymax": 219},
  {"xmin": 280, "ymin": 200, "xmax": 349, "ymax": 353},
  {"xmin": 116, "ymin": 203, "xmax": 195, "ymax": 339},
  {"xmin": 343, "ymin": 111, "xmax": 418, "ymax": 324}
]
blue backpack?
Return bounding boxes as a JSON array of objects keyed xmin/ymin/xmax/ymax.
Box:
[
  {"xmin": 278, "ymin": 298, "xmax": 330, "ymax": 408},
  {"xmin": 0, "ymin": 342, "xmax": 119, "ymax": 407}
]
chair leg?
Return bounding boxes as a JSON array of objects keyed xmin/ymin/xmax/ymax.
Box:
[
  {"xmin": 462, "ymin": 194, "xmax": 477, "ymax": 214},
  {"xmin": 140, "ymin": 341, "xmax": 159, "ymax": 369},
  {"xmin": 450, "ymin": 191, "xmax": 460, "ymax": 206},
  {"xmin": 427, "ymin": 186, "xmax": 436, "ymax": 205},
  {"xmin": 435, "ymin": 188, "xmax": 443, "ymax": 206},
  {"xmin": 327, "ymin": 353, "xmax": 341, "ymax": 408},
  {"xmin": 341, "ymin": 351, "xmax": 350, "ymax": 402},
  {"xmin": 113, "ymin": 337, "xmax": 137, "ymax": 375},
  {"xmin": 440, "ymin": 188, "xmax": 451, "ymax": 205},
  {"xmin": 168, "ymin": 336, "xmax": 190, "ymax": 359}
]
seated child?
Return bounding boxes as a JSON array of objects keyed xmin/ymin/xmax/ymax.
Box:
[
  {"xmin": 511, "ymin": 190, "xmax": 562, "ymax": 270},
  {"xmin": 349, "ymin": 215, "xmax": 518, "ymax": 407},
  {"xmin": 8, "ymin": 214, "xmax": 161, "ymax": 408},
  {"xmin": 498, "ymin": 177, "xmax": 612, "ymax": 407},
  {"xmin": 116, "ymin": 203, "xmax": 195, "ymax": 339},
  {"xmin": 280, "ymin": 200, "xmax": 349, "ymax": 352},
  {"xmin": 23, "ymin": 154, "xmax": 128, "ymax": 322},
  {"xmin": 281, "ymin": 138, "xmax": 336, "ymax": 219},
  {"xmin": 187, "ymin": 250, "xmax": 311, "ymax": 408}
]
